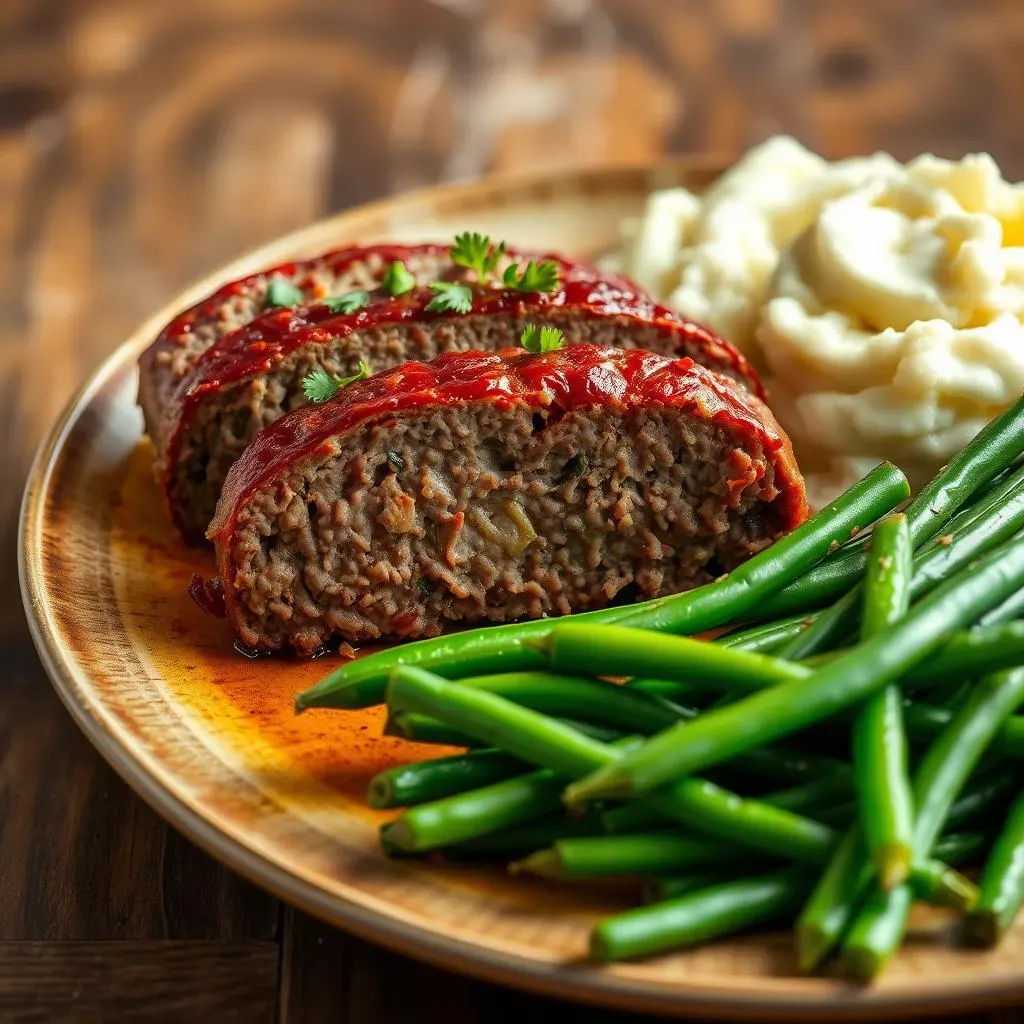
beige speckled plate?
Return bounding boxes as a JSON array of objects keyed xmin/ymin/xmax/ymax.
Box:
[{"xmin": 19, "ymin": 162, "xmax": 1024, "ymax": 1021}]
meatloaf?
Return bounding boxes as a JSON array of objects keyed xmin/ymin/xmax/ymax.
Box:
[
  {"xmin": 207, "ymin": 344, "xmax": 805, "ymax": 656},
  {"xmin": 139, "ymin": 243, "xmax": 454, "ymax": 444},
  {"xmin": 138, "ymin": 241, "xmax": 686, "ymax": 541},
  {"xmin": 157, "ymin": 279, "xmax": 762, "ymax": 542}
]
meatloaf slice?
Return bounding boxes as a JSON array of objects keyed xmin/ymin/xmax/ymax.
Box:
[
  {"xmin": 163, "ymin": 283, "xmax": 763, "ymax": 542},
  {"xmin": 138, "ymin": 243, "xmax": 456, "ymax": 446},
  {"xmin": 207, "ymin": 344, "xmax": 805, "ymax": 656},
  {"xmin": 137, "ymin": 241, "xmax": 633, "ymax": 454}
]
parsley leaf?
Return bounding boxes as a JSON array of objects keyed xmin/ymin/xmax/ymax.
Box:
[
  {"xmin": 301, "ymin": 359, "xmax": 371, "ymax": 404},
  {"xmin": 381, "ymin": 260, "xmax": 416, "ymax": 296},
  {"xmin": 506, "ymin": 259, "xmax": 560, "ymax": 294},
  {"xmin": 265, "ymin": 278, "xmax": 305, "ymax": 308},
  {"xmin": 520, "ymin": 324, "xmax": 565, "ymax": 354},
  {"xmin": 426, "ymin": 281, "xmax": 473, "ymax": 314},
  {"xmin": 451, "ymin": 232, "xmax": 505, "ymax": 281},
  {"xmin": 323, "ymin": 290, "xmax": 370, "ymax": 315}
]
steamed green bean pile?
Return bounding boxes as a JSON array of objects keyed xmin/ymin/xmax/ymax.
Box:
[{"xmin": 295, "ymin": 393, "xmax": 1024, "ymax": 980}]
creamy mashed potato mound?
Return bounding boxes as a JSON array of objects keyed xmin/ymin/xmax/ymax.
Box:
[{"xmin": 617, "ymin": 136, "xmax": 1024, "ymax": 507}]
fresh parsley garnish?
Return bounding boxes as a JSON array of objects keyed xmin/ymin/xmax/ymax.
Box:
[
  {"xmin": 423, "ymin": 234, "xmax": 561, "ymax": 317},
  {"xmin": 520, "ymin": 324, "xmax": 565, "ymax": 354},
  {"xmin": 505, "ymin": 259, "xmax": 560, "ymax": 293},
  {"xmin": 382, "ymin": 260, "xmax": 416, "ymax": 296},
  {"xmin": 426, "ymin": 281, "xmax": 473, "ymax": 314},
  {"xmin": 265, "ymin": 278, "xmax": 305, "ymax": 308},
  {"xmin": 451, "ymin": 232, "xmax": 506, "ymax": 281},
  {"xmin": 301, "ymin": 360, "xmax": 371, "ymax": 404},
  {"xmin": 323, "ymin": 290, "xmax": 370, "ymax": 315}
]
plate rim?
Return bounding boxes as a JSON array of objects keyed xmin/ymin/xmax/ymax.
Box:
[{"xmin": 18, "ymin": 157, "xmax": 1024, "ymax": 1021}]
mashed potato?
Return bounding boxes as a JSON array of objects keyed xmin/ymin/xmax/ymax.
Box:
[{"xmin": 617, "ymin": 136, "xmax": 1024, "ymax": 507}]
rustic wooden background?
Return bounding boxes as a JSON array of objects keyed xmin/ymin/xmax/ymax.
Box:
[{"xmin": 5, "ymin": 0, "xmax": 1024, "ymax": 1020}]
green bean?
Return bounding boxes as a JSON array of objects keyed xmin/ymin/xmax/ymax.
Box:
[
  {"xmin": 933, "ymin": 830, "xmax": 989, "ymax": 870},
  {"xmin": 757, "ymin": 393, "xmax": 1024, "ymax": 620},
  {"xmin": 295, "ymin": 464, "xmax": 908, "ymax": 712},
  {"xmin": 795, "ymin": 824, "xmax": 978, "ymax": 970},
  {"xmin": 542, "ymin": 624, "xmax": 811, "ymax": 694},
  {"xmin": 716, "ymin": 615, "xmax": 813, "ymax": 654},
  {"xmin": 763, "ymin": 772, "xmax": 855, "ymax": 814},
  {"xmin": 591, "ymin": 867, "xmax": 810, "ymax": 962},
  {"xmin": 979, "ymin": 585, "xmax": 1024, "ymax": 627},
  {"xmin": 641, "ymin": 839, "xmax": 982, "ymax": 906},
  {"xmin": 400, "ymin": 668, "xmax": 844, "ymax": 802},
  {"xmin": 776, "ymin": 587, "xmax": 858, "ymax": 661},
  {"xmin": 380, "ymin": 767, "xmax": 567, "ymax": 852},
  {"xmin": 909, "ymin": 463, "xmax": 1024, "ymax": 571},
  {"xmin": 385, "ymin": 711, "xmax": 482, "ymax": 748},
  {"xmin": 812, "ymin": 801, "xmax": 859, "ymax": 828},
  {"xmin": 388, "ymin": 710, "xmax": 623, "ymax": 748},
  {"xmin": 795, "ymin": 827, "xmax": 864, "ymax": 971},
  {"xmin": 600, "ymin": 803, "xmax": 668, "ymax": 835},
  {"xmin": 623, "ymin": 678, "xmax": 707, "ymax": 706},
  {"xmin": 563, "ymin": 537, "xmax": 1024, "ymax": 806},
  {"xmin": 777, "ymin": 477, "xmax": 1024, "ymax": 661},
  {"xmin": 838, "ymin": 668, "xmax": 1024, "ymax": 977},
  {"xmin": 368, "ymin": 749, "xmax": 526, "ymax": 808},
  {"xmin": 643, "ymin": 872, "xmax": 733, "ymax": 904},
  {"xmin": 840, "ymin": 882, "xmax": 913, "ymax": 981},
  {"xmin": 911, "ymin": 859, "xmax": 980, "ymax": 910},
  {"xmin": 511, "ymin": 831, "xmax": 761, "ymax": 880},
  {"xmin": 944, "ymin": 771, "xmax": 1021, "ymax": 832},
  {"xmin": 613, "ymin": 463, "xmax": 909, "ymax": 634},
  {"xmin": 387, "ymin": 667, "xmax": 834, "ymax": 863},
  {"xmin": 387, "ymin": 667, "xmax": 970, "ymax": 909},
  {"xmin": 450, "ymin": 813, "xmax": 604, "ymax": 857},
  {"xmin": 719, "ymin": 746, "xmax": 853, "ymax": 787},
  {"xmin": 904, "ymin": 702, "xmax": 1024, "ymax": 757},
  {"xmin": 965, "ymin": 784, "xmax": 1024, "ymax": 945},
  {"xmin": 812, "ymin": 620, "xmax": 1024, "ymax": 687},
  {"xmin": 605, "ymin": 770, "xmax": 857, "ymax": 838},
  {"xmin": 601, "ymin": 758, "xmax": 854, "ymax": 835},
  {"xmin": 451, "ymin": 672, "xmax": 687, "ymax": 735},
  {"xmin": 853, "ymin": 514, "xmax": 914, "ymax": 889},
  {"xmin": 549, "ymin": 621, "xmax": 1024, "ymax": 731},
  {"xmin": 912, "ymin": 669, "xmax": 1024, "ymax": 853}
]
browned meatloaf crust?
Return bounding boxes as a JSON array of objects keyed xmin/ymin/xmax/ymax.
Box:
[{"xmin": 207, "ymin": 344, "xmax": 805, "ymax": 656}]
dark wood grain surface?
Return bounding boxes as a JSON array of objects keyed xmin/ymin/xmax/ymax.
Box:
[{"xmin": 6, "ymin": 1, "xmax": 1024, "ymax": 1020}]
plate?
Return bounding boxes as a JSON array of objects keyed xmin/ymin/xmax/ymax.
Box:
[{"xmin": 19, "ymin": 161, "xmax": 1024, "ymax": 1021}]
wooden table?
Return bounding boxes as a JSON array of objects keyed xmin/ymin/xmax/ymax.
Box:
[{"xmin": 5, "ymin": 1, "xmax": 1024, "ymax": 1020}]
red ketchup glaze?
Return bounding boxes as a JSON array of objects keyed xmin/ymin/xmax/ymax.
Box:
[
  {"xmin": 143, "ymin": 241, "xmax": 637, "ymax": 361},
  {"xmin": 208, "ymin": 345, "xmax": 807, "ymax": 600},
  {"xmin": 179, "ymin": 277, "xmax": 759, "ymax": 407},
  {"xmin": 145, "ymin": 243, "xmax": 451, "ymax": 358}
]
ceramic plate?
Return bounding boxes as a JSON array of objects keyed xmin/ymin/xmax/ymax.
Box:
[{"xmin": 19, "ymin": 161, "xmax": 1024, "ymax": 1021}]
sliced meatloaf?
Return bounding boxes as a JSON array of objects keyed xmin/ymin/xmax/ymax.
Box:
[
  {"xmin": 139, "ymin": 243, "xmax": 453, "ymax": 444},
  {"xmin": 137, "ymin": 241, "xmax": 635, "ymax": 453},
  {"xmin": 207, "ymin": 344, "xmax": 805, "ymax": 656},
  {"xmin": 160, "ymin": 282, "xmax": 763, "ymax": 542}
]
